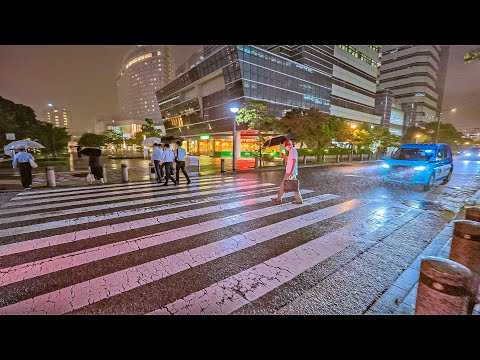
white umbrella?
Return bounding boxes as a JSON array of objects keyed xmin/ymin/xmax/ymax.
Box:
[
  {"xmin": 5, "ymin": 140, "xmax": 45, "ymax": 150},
  {"xmin": 141, "ymin": 137, "xmax": 162, "ymax": 146}
]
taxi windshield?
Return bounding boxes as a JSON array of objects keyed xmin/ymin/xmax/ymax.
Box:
[{"xmin": 392, "ymin": 148, "xmax": 436, "ymax": 161}]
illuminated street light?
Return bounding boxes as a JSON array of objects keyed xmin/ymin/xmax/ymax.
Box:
[
  {"xmin": 229, "ymin": 106, "xmax": 239, "ymax": 171},
  {"xmin": 436, "ymin": 108, "xmax": 457, "ymax": 144},
  {"xmin": 415, "ymin": 134, "xmax": 421, "ymax": 144}
]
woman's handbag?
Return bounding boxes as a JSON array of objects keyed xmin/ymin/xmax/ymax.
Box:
[
  {"xmin": 29, "ymin": 158, "xmax": 38, "ymax": 168},
  {"xmin": 86, "ymin": 173, "xmax": 95, "ymax": 184},
  {"xmin": 284, "ymin": 175, "xmax": 299, "ymax": 192}
]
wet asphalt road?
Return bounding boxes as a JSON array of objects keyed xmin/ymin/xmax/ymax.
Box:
[{"xmin": 0, "ymin": 157, "xmax": 478, "ymax": 315}]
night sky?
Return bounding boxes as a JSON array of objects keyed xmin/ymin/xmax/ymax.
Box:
[{"xmin": 0, "ymin": 45, "xmax": 478, "ymax": 134}]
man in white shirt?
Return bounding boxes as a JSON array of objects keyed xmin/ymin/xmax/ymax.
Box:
[
  {"xmin": 272, "ymin": 140, "xmax": 303, "ymax": 204},
  {"xmin": 151, "ymin": 143, "xmax": 164, "ymax": 182},
  {"xmin": 175, "ymin": 141, "xmax": 191, "ymax": 184},
  {"xmin": 12, "ymin": 147, "xmax": 36, "ymax": 189},
  {"xmin": 160, "ymin": 143, "xmax": 177, "ymax": 186}
]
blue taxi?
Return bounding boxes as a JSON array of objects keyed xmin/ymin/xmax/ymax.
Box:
[{"xmin": 381, "ymin": 143, "xmax": 453, "ymax": 189}]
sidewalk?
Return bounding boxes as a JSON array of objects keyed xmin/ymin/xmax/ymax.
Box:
[{"xmin": 367, "ymin": 188, "xmax": 480, "ymax": 315}]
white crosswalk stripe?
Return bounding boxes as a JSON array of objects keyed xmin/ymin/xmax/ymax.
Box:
[{"xmin": 0, "ymin": 175, "xmax": 403, "ymax": 315}]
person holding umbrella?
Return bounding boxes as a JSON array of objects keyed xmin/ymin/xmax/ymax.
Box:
[
  {"xmin": 271, "ymin": 139, "xmax": 303, "ymax": 204},
  {"xmin": 12, "ymin": 147, "xmax": 36, "ymax": 189},
  {"xmin": 79, "ymin": 148, "xmax": 104, "ymax": 184}
]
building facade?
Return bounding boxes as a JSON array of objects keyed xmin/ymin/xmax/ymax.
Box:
[
  {"xmin": 42, "ymin": 103, "xmax": 71, "ymax": 130},
  {"xmin": 116, "ymin": 45, "xmax": 175, "ymax": 125},
  {"xmin": 156, "ymin": 45, "xmax": 381, "ymax": 157},
  {"xmin": 176, "ymin": 49, "xmax": 205, "ymax": 78},
  {"xmin": 378, "ymin": 45, "xmax": 450, "ymax": 128}
]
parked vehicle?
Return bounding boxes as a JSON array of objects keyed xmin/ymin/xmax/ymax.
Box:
[{"xmin": 381, "ymin": 143, "xmax": 453, "ymax": 190}]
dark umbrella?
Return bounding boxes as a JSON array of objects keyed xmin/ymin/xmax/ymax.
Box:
[
  {"xmin": 263, "ymin": 134, "xmax": 295, "ymax": 148},
  {"xmin": 79, "ymin": 147, "xmax": 102, "ymax": 157}
]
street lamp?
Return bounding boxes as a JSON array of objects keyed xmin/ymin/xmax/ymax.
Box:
[
  {"xmin": 436, "ymin": 108, "xmax": 456, "ymax": 144},
  {"xmin": 229, "ymin": 106, "xmax": 239, "ymax": 171},
  {"xmin": 415, "ymin": 134, "xmax": 421, "ymax": 144}
]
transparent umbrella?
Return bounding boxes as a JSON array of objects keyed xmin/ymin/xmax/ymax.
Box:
[
  {"xmin": 141, "ymin": 137, "xmax": 163, "ymax": 146},
  {"xmin": 5, "ymin": 140, "xmax": 45, "ymax": 150}
]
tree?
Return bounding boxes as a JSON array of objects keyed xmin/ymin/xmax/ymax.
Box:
[
  {"xmin": 30, "ymin": 122, "xmax": 70, "ymax": 157},
  {"xmin": 235, "ymin": 101, "xmax": 280, "ymax": 165},
  {"xmin": 402, "ymin": 126, "xmax": 431, "ymax": 144},
  {"xmin": 140, "ymin": 118, "xmax": 164, "ymax": 138},
  {"xmin": 0, "ymin": 96, "xmax": 39, "ymax": 148},
  {"xmin": 104, "ymin": 130, "xmax": 124, "ymax": 153},
  {"xmin": 371, "ymin": 127, "xmax": 402, "ymax": 155},
  {"xmin": 78, "ymin": 132, "xmax": 107, "ymax": 147},
  {"xmin": 464, "ymin": 49, "xmax": 480, "ymax": 63},
  {"xmin": 280, "ymin": 108, "xmax": 332, "ymax": 161},
  {"xmin": 424, "ymin": 122, "xmax": 464, "ymax": 145}
]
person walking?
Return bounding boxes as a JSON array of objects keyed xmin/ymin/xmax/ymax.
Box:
[
  {"xmin": 175, "ymin": 141, "xmax": 191, "ymax": 185},
  {"xmin": 88, "ymin": 153, "xmax": 104, "ymax": 184},
  {"xmin": 160, "ymin": 143, "xmax": 177, "ymax": 186},
  {"xmin": 151, "ymin": 143, "xmax": 164, "ymax": 182},
  {"xmin": 12, "ymin": 147, "xmax": 35, "ymax": 189},
  {"xmin": 271, "ymin": 140, "xmax": 303, "ymax": 204}
]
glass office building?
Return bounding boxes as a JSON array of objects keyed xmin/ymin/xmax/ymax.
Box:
[{"xmin": 156, "ymin": 45, "xmax": 332, "ymax": 157}]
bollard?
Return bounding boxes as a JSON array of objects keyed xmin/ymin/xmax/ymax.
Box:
[
  {"xmin": 368, "ymin": 153, "xmax": 372, "ymax": 161},
  {"xmin": 360, "ymin": 154, "xmax": 364, "ymax": 161},
  {"xmin": 336, "ymin": 154, "xmax": 340, "ymax": 163},
  {"xmin": 466, "ymin": 207, "xmax": 480, "ymax": 222},
  {"xmin": 449, "ymin": 220, "xmax": 480, "ymax": 289},
  {"xmin": 321, "ymin": 154, "xmax": 326, "ymax": 163},
  {"xmin": 102, "ymin": 165, "xmax": 107, "ymax": 183},
  {"xmin": 121, "ymin": 163, "xmax": 128, "ymax": 182},
  {"xmin": 221, "ymin": 158, "xmax": 226, "ymax": 173},
  {"xmin": 254, "ymin": 156, "xmax": 259, "ymax": 169},
  {"xmin": 303, "ymin": 155, "xmax": 307, "ymax": 165},
  {"xmin": 46, "ymin": 166, "xmax": 56, "ymax": 187},
  {"xmin": 414, "ymin": 257, "xmax": 477, "ymax": 315},
  {"xmin": 149, "ymin": 162, "xmax": 156, "ymax": 180},
  {"xmin": 198, "ymin": 157, "xmax": 201, "ymax": 175}
]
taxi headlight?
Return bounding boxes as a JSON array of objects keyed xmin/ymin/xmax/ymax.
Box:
[
  {"xmin": 382, "ymin": 163, "xmax": 390, "ymax": 168},
  {"xmin": 414, "ymin": 166, "xmax": 426, "ymax": 171}
]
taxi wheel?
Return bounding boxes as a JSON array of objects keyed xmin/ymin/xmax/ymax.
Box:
[
  {"xmin": 441, "ymin": 169, "xmax": 452, "ymax": 185},
  {"xmin": 424, "ymin": 173, "xmax": 435, "ymax": 190}
]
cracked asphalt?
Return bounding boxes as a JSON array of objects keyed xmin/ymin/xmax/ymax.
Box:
[{"xmin": 0, "ymin": 157, "xmax": 478, "ymax": 315}]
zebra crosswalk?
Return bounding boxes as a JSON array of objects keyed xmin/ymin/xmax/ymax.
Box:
[{"xmin": 0, "ymin": 174, "xmax": 418, "ymax": 314}]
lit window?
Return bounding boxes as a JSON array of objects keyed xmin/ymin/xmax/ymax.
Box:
[{"xmin": 54, "ymin": 110, "xmax": 58, "ymax": 112}]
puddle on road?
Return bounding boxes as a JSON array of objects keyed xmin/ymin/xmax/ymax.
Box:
[{"xmin": 400, "ymin": 200, "xmax": 455, "ymax": 220}]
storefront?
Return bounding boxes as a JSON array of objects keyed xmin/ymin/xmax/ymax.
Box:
[{"xmin": 185, "ymin": 132, "xmax": 281, "ymax": 158}]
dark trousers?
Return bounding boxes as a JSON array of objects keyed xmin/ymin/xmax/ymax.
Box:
[
  {"xmin": 153, "ymin": 160, "xmax": 164, "ymax": 180},
  {"xmin": 19, "ymin": 162, "xmax": 32, "ymax": 188},
  {"xmin": 163, "ymin": 162, "xmax": 176, "ymax": 184},
  {"xmin": 175, "ymin": 161, "xmax": 190, "ymax": 182},
  {"xmin": 161, "ymin": 161, "xmax": 174, "ymax": 176}
]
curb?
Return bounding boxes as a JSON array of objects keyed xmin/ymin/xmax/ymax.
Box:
[{"xmin": 466, "ymin": 189, "xmax": 480, "ymax": 206}]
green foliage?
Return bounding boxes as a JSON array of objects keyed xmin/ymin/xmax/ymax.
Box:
[
  {"xmin": 235, "ymin": 101, "xmax": 280, "ymax": 165},
  {"xmin": 464, "ymin": 50, "xmax": 480, "ymax": 63},
  {"xmin": 424, "ymin": 122, "xmax": 464, "ymax": 145},
  {"xmin": 0, "ymin": 96, "xmax": 70, "ymax": 156},
  {"xmin": 140, "ymin": 118, "xmax": 164, "ymax": 138},
  {"xmin": 78, "ymin": 132, "xmax": 107, "ymax": 147},
  {"xmin": 104, "ymin": 129, "xmax": 124, "ymax": 146}
]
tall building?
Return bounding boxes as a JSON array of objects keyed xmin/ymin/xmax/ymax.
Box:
[
  {"xmin": 378, "ymin": 45, "xmax": 450, "ymax": 128},
  {"xmin": 116, "ymin": 45, "xmax": 175, "ymax": 125},
  {"xmin": 176, "ymin": 49, "xmax": 205, "ymax": 77},
  {"xmin": 156, "ymin": 45, "xmax": 381, "ymax": 158},
  {"xmin": 42, "ymin": 103, "xmax": 71, "ymax": 130},
  {"xmin": 258, "ymin": 45, "xmax": 381, "ymax": 127}
]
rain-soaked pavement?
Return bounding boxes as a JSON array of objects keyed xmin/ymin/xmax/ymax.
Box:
[{"xmin": 0, "ymin": 157, "xmax": 478, "ymax": 314}]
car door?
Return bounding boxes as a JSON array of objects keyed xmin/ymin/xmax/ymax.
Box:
[{"xmin": 434, "ymin": 147, "xmax": 445, "ymax": 179}]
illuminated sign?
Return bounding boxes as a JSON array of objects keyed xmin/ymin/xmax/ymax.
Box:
[{"xmin": 200, "ymin": 135, "xmax": 210, "ymax": 140}]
